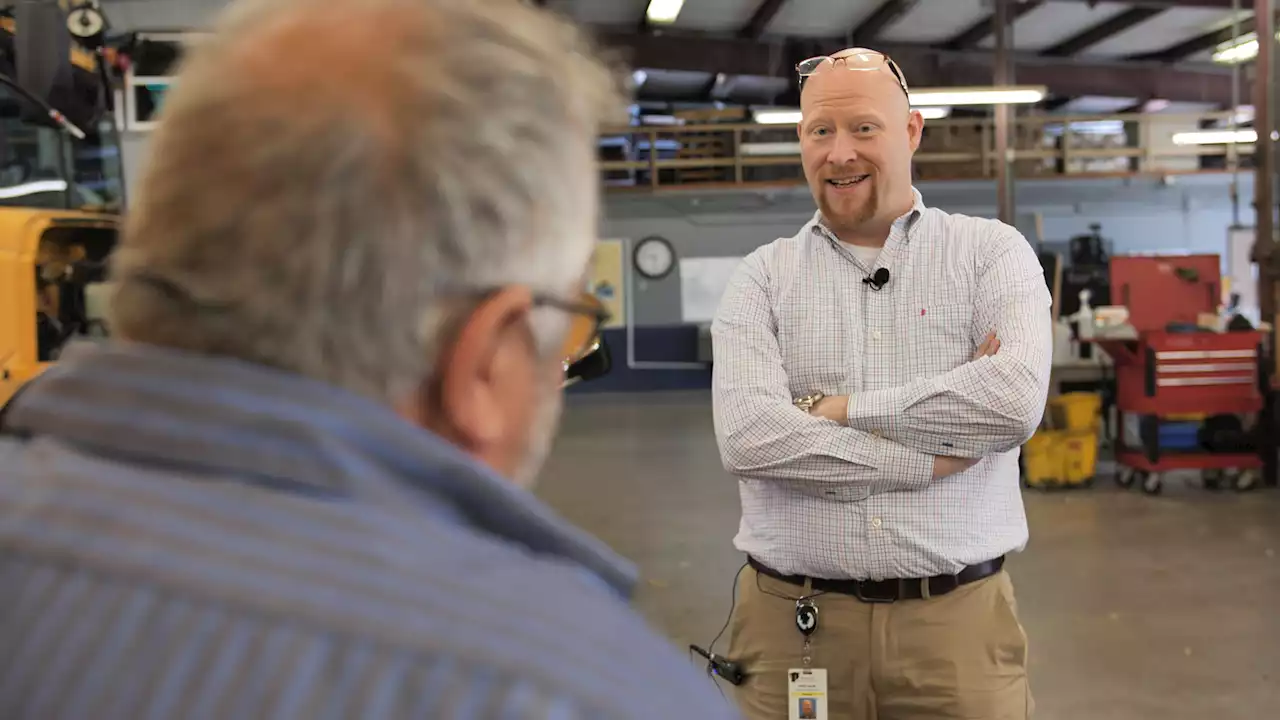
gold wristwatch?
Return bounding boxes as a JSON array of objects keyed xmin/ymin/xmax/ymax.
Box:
[{"xmin": 793, "ymin": 392, "xmax": 825, "ymax": 413}]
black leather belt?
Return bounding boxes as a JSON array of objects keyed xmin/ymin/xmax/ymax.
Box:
[{"xmin": 748, "ymin": 555, "xmax": 1005, "ymax": 603}]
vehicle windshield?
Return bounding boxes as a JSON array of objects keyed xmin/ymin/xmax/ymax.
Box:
[{"xmin": 0, "ymin": 84, "xmax": 124, "ymax": 212}]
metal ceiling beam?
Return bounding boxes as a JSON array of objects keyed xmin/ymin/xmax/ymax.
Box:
[
  {"xmin": 952, "ymin": 58, "xmax": 1246, "ymax": 105},
  {"xmin": 596, "ymin": 30, "xmax": 1250, "ymax": 105},
  {"xmin": 1043, "ymin": 0, "xmax": 1244, "ymax": 7},
  {"xmin": 1128, "ymin": 12, "xmax": 1259, "ymax": 62},
  {"xmin": 1041, "ymin": 7, "xmax": 1168, "ymax": 56},
  {"xmin": 942, "ymin": 0, "xmax": 1044, "ymax": 51},
  {"xmin": 738, "ymin": 0, "xmax": 790, "ymax": 39},
  {"xmin": 849, "ymin": 0, "xmax": 919, "ymax": 44}
]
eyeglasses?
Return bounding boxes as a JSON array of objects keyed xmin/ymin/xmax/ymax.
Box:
[
  {"xmin": 128, "ymin": 271, "xmax": 611, "ymax": 382},
  {"xmin": 534, "ymin": 290, "xmax": 610, "ymax": 371},
  {"xmin": 796, "ymin": 48, "xmax": 910, "ymax": 99}
]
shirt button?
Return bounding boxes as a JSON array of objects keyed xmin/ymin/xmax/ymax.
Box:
[
  {"xmin": 871, "ymin": 517, "xmax": 883, "ymax": 529},
  {"xmin": 872, "ymin": 330, "xmax": 882, "ymax": 340}
]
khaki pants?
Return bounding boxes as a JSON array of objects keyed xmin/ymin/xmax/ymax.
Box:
[{"xmin": 724, "ymin": 566, "xmax": 1033, "ymax": 720}]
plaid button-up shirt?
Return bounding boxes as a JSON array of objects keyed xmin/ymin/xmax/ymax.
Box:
[{"xmin": 711, "ymin": 188, "xmax": 1053, "ymax": 581}]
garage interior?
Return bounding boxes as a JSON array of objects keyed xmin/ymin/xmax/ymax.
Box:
[
  {"xmin": 13, "ymin": 0, "xmax": 1280, "ymax": 718},
  {"xmin": 546, "ymin": 2, "xmax": 1280, "ymax": 718}
]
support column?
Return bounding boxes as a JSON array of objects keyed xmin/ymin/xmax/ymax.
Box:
[
  {"xmin": 1252, "ymin": 0, "xmax": 1277, "ymax": 486},
  {"xmin": 1256, "ymin": 0, "xmax": 1276, "ymax": 326},
  {"xmin": 993, "ymin": 0, "xmax": 1014, "ymax": 225}
]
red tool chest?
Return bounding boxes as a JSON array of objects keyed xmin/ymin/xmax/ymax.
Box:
[{"xmin": 1093, "ymin": 255, "xmax": 1267, "ymax": 494}]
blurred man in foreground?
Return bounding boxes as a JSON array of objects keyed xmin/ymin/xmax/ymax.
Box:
[{"xmin": 0, "ymin": 0, "xmax": 736, "ymax": 717}]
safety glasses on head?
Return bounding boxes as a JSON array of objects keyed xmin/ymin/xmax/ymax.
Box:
[{"xmin": 796, "ymin": 48, "xmax": 910, "ymax": 98}]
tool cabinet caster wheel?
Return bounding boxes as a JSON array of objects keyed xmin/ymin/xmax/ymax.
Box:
[
  {"xmin": 1116, "ymin": 468, "xmax": 1136, "ymax": 488},
  {"xmin": 1203, "ymin": 469, "xmax": 1223, "ymax": 491},
  {"xmin": 1234, "ymin": 470, "xmax": 1258, "ymax": 492},
  {"xmin": 1141, "ymin": 472, "xmax": 1162, "ymax": 495}
]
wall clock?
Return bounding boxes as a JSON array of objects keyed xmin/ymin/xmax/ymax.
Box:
[{"xmin": 633, "ymin": 236, "xmax": 676, "ymax": 280}]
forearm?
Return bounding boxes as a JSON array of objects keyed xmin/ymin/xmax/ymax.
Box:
[
  {"xmin": 845, "ymin": 354, "xmax": 1049, "ymax": 457},
  {"xmin": 846, "ymin": 234, "xmax": 1053, "ymax": 457},
  {"xmin": 715, "ymin": 395, "xmax": 934, "ymax": 499},
  {"xmin": 711, "ymin": 252, "xmax": 934, "ymax": 498}
]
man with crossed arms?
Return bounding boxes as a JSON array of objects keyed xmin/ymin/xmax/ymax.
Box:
[{"xmin": 711, "ymin": 47, "xmax": 1052, "ymax": 719}]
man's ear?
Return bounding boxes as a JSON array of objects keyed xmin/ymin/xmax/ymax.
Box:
[
  {"xmin": 907, "ymin": 110, "xmax": 924, "ymax": 153},
  {"xmin": 433, "ymin": 286, "xmax": 533, "ymax": 451}
]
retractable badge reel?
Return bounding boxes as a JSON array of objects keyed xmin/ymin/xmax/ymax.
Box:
[{"xmin": 788, "ymin": 597, "xmax": 828, "ymax": 720}]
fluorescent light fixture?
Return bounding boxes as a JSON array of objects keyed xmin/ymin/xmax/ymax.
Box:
[
  {"xmin": 753, "ymin": 109, "xmax": 802, "ymax": 124},
  {"xmin": 1172, "ymin": 129, "xmax": 1257, "ymax": 145},
  {"xmin": 741, "ymin": 141, "xmax": 801, "ymax": 156},
  {"xmin": 1212, "ymin": 32, "xmax": 1280, "ymax": 64},
  {"xmin": 1230, "ymin": 105, "xmax": 1255, "ymax": 125},
  {"xmin": 645, "ymin": 0, "xmax": 684, "ymax": 24},
  {"xmin": 754, "ymin": 106, "xmax": 951, "ymax": 124},
  {"xmin": 0, "ymin": 179, "xmax": 68, "ymax": 199},
  {"xmin": 639, "ymin": 114, "xmax": 681, "ymax": 125},
  {"xmin": 908, "ymin": 86, "xmax": 1045, "ymax": 105}
]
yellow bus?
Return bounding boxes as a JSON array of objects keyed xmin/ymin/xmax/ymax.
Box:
[{"xmin": 0, "ymin": 3, "xmax": 123, "ymax": 405}]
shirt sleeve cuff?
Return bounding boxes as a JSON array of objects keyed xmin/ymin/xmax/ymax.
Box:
[
  {"xmin": 875, "ymin": 438, "xmax": 933, "ymax": 493},
  {"xmin": 846, "ymin": 386, "xmax": 908, "ymax": 436}
]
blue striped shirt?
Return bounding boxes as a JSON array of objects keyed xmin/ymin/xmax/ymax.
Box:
[{"xmin": 0, "ymin": 341, "xmax": 737, "ymax": 719}]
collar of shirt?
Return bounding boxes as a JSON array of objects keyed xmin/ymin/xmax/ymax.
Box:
[
  {"xmin": 809, "ymin": 185, "xmax": 926, "ymax": 246},
  {"xmin": 5, "ymin": 340, "xmax": 638, "ymax": 598}
]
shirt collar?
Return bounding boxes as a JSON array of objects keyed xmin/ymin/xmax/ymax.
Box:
[
  {"xmin": 6, "ymin": 340, "xmax": 638, "ymax": 597},
  {"xmin": 810, "ymin": 186, "xmax": 926, "ymax": 240}
]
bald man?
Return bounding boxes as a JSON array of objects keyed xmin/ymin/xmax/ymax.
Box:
[
  {"xmin": 0, "ymin": 0, "xmax": 738, "ymax": 718},
  {"xmin": 711, "ymin": 49, "xmax": 1052, "ymax": 718}
]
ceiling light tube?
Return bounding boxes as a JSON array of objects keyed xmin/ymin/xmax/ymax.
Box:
[
  {"xmin": 753, "ymin": 109, "xmax": 802, "ymax": 124},
  {"xmin": 754, "ymin": 106, "xmax": 952, "ymax": 124},
  {"xmin": 915, "ymin": 106, "xmax": 951, "ymax": 120},
  {"xmin": 1172, "ymin": 129, "xmax": 1257, "ymax": 145},
  {"xmin": 907, "ymin": 86, "xmax": 1046, "ymax": 106},
  {"xmin": 1212, "ymin": 32, "xmax": 1280, "ymax": 64},
  {"xmin": 646, "ymin": 0, "xmax": 684, "ymax": 24},
  {"xmin": 741, "ymin": 141, "xmax": 801, "ymax": 156}
]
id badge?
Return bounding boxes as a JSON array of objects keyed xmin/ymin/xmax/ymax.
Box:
[{"xmin": 787, "ymin": 668, "xmax": 828, "ymax": 720}]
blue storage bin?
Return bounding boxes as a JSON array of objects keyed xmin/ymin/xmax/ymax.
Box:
[{"xmin": 1158, "ymin": 422, "xmax": 1201, "ymax": 451}]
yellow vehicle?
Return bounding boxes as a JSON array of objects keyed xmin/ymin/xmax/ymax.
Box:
[
  {"xmin": 0, "ymin": 2, "xmax": 123, "ymax": 405},
  {"xmin": 0, "ymin": 210, "xmax": 118, "ymax": 405}
]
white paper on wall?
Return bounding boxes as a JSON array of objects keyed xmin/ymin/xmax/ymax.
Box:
[{"xmin": 679, "ymin": 256, "xmax": 743, "ymax": 324}]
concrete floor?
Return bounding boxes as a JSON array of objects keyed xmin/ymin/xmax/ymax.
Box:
[{"xmin": 537, "ymin": 391, "xmax": 1280, "ymax": 720}]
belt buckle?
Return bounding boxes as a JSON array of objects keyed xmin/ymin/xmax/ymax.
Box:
[{"xmin": 853, "ymin": 579, "xmax": 897, "ymax": 604}]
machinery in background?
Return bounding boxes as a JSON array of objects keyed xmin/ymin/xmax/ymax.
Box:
[
  {"xmin": 0, "ymin": 1, "xmax": 123, "ymax": 406},
  {"xmin": 1058, "ymin": 223, "xmax": 1112, "ymax": 325}
]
